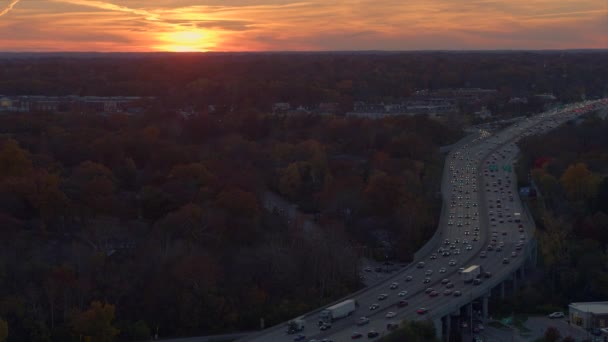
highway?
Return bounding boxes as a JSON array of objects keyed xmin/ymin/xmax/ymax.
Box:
[{"xmin": 240, "ymin": 99, "xmax": 608, "ymax": 342}]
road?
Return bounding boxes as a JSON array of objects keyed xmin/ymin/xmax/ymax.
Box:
[{"xmin": 240, "ymin": 98, "xmax": 608, "ymax": 342}]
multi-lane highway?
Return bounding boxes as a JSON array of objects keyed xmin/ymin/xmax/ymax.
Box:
[{"xmin": 240, "ymin": 99, "xmax": 608, "ymax": 342}]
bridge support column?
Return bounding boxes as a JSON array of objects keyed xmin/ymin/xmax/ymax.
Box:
[
  {"xmin": 512, "ymin": 271, "xmax": 517, "ymax": 290},
  {"xmin": 501, "ymin": 281, "xmax": 505, "ymax": 299},
  {"xmin": 482, "ymin": 295, "xmax": 489, "ymax": 320},
  {"xmin": 433, "ymin": 318, "xmax": 443, "ymax": 341},
  {"xmin": 445, "ymin": 315, "xmax": 451, "ymax": 342}
]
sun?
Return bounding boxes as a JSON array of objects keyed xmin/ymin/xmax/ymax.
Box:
[{"xmin": 156, "ymin": 29, "xmax": 217, "ymax": 52}]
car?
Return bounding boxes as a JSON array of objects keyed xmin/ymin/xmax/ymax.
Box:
[
  {"xmin": 458, "ymin": 267, "xmax": 465, "ymax": 274},
  {"xmin": 453, "ymin": 291, "xmax": 462, "ymax": 297},
  {"xmin": 385, "ymin": 311, "xmax": 397, "ymax": 318},
  {"xmin": 473, "ymin": 278, "xmax": 482, "ymax": 285},
  {"xmin": 511, "ymin": 252, "xmax": 517, "ymax": 258},
  {"xmin": 364, "ymin": 267, "xmax": 372, "ymax": 272},
  {"xmin": 417, "ymin": 308, "xmax": 428, "ymax": 315},
  {"xmin": 548, "ymin": 312, "xmax": 565, "ymax": 319},
  {"xmin": 483, "ymin": 272, "xmax": 492, "ymax": 278},
  {"xmin": 466, "ymin": 245, "xmax": 473, "ymax": 250},
  {"xmin": 369, "ymin": 303, "xmax": 379, "ymax": 310},
  {"xmin": 423, "ymin": 277, "xmax": 431, "ymax": 283},
  {"xmin": 444, "ymin": 289, "xmax": 453, "ymax": 295},
  {"xmin": 294, "ymin": 335, "xmax": 306, "ymax": 341},
  {"xmin": 398, "ymin": 290, "xmax": 408, "ymax": 297},
  {"xmin": 480, "ymin": 251, "xmax": 487, "ymax": 258},
  {"xmin": 398, "ymin": 300, "xmax": 408, "ymax": 307},
  {"xmin": 441, "ymin": 278, "xmax": 450, "ymax": 284},
  {"xmin": 430, "ymin": 254, "xmax": 437, "ymax": 260},
  {"xmin": 429, "ymin": 291, "xmax": 439, "ymax": 297},
  {"xmin": 351, "ymin": 332, "xmax": 362, "ymax": 339},
  {"xmin": 449, "ymin": 259, "xmax": 457, "ymax": 266},
  {"xmin": 390, "ymin": 282, "xmax": 399, "ymax": 289},
  {"xmin": 377, "ymin": 294, "xmax": 388, "ymax": 300},
  {"xmin": 367, "ymin": 331, "xmax": 379, "ymax": 338},
  {"xmin": 416, "ymin": 262, "xmax": 425, "ymax": 269},
  {"xmin": 454, "ymin": 249, "xmax": 461, "ymax": 255},
  {"xmin": 446, "ymin": 282, "xmax": 454, "ymax": 288},
  {"xmin": 425, "ymin": 287, "xmax": 434, "ymax": 294},
  {"xmin": 425, "ymin": 270, "xmax": 433, "ymax": 276},
  {"xmin": 405, "ymin": 275, "xmax": 413, "ymax": 282},
  {"xmin": 356, "ymin": 317, "xmax": 370, "ymax": 325},
  {"xmin": 320, "ymin": 323, "xmax": 331, "ymax": 331}
]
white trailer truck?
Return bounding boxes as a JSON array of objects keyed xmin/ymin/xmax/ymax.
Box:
[
  {"xmin": 319, "ymin": 299, "xmax": 357, "ymax": 323},
  {"xmin": 286, "ymin": 317, "xmax": 305, "ymax": 334},
  {"xmin": 462, "ymin": 265, "xmax": 481, "ymax": 283}
]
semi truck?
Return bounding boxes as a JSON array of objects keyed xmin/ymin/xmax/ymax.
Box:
[
  {"xmin": 513, "ymin": 212, "xmax": 521, "ymax": 223},
  {"xmin": 319, "ymin": 299, "xmax": 357, "ymax": 323},
  {"xmin": 462, "ymin": 265, "xmax": 481, "ymax": 283},
  {"xmin": 286, "ymin": 318, "xmax": 305, "ymax": 334}
]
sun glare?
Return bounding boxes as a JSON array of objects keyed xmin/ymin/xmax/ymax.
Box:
[{"xmin": 156, "ymin": 29, "xmax": 216, "ymax": 52}]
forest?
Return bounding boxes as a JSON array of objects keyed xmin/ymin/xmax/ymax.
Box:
[
  {"xmin": 0, "ymin": 105, "xmax": 460, "ymax": 341},
  {"xmin": 0, "ymin": 51, "xmax": 606, "ymax": 113},
  {"xmin": 0, "ymin": 51, "xmax": 605, "ymax": 341},
  {"xmin": 502, "ymin": 110, "xmax": 608, "ymax": 314}
]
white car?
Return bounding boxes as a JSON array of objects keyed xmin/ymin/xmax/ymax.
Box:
[
  {"xmin": 369, "ymin": 303, "xmax": 380, "ymax": 310},
  {"xmin": 439, "ymin": 267, "xmax": 447, "ymax": 273},
  {"xmin": 398, "ymin": 290, "xmax": 408, "ymax": 297},
  {"xmin": 389, "ymin": 282, "xmax": 399, "ymax": 289},
  {"xmin": 548, "ymin": 312, "xmax": 565, "ymax": 319},
  {"xmin": 377, "ymin": 294, "xmax": 388, "ymax": 300},
  {"xmin": 385, "ymin": 311, "xmax": 397, "ymax": 318}
]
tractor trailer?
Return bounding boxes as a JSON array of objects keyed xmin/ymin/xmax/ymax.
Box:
[
  {"xmin": 462, "ymin": 265, "xmax": 481, "ymax": 283},
  {"xmin": 319, "ymin": 299, "xmax": 357, "ymax": 323}
]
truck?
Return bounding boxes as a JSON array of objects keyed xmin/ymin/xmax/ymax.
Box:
[
  {"xmin": 462, "ymin": 265, "xmax": 481, "ymax": 283},
  {"xmin": 286, "ymin": 317, "xmax": 305, "ymax": 334},
  {"xmin": 319, "ymin": 299, "xmax": 357, "ymax": 323},
  {"xmin": 513, "ymin": 212, "xmax": 521, "ymax": 223}
]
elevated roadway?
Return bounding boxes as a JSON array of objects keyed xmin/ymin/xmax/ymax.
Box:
[{"xmin": 239, "ymin": 98, "xmax": 608, "ymax": 342}]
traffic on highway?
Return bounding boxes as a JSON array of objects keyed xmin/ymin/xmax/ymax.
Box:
[{"xmin": 241, "ymin": 98, "xmax": 608, "ymax": 342}]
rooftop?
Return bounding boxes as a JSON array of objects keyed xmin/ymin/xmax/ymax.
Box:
[{"xmin": 570, "ymin": 302, "xmax": 608, "ymax": 315}]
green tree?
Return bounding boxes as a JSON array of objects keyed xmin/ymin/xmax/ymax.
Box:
[{"xmin": 71, "ymin": 301, "xmax": 119, "ymax": 342}]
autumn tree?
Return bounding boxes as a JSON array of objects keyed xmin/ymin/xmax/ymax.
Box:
[
  {"xmin": 279, "ymin": 163, "xmax": 303, "ymax": 199},
  {"xmin": 155, "ymin": 203, "xmax": 206, "ymax": 256},
  {"xmin": 544, "ymin": 326, "xmax": 560, "ymax": 342},
  {"xmin": 71, "ymin": 301, "xmax": 119, "ymax": 342},
  {"xmin": 0, "ymin": 139, "xmax": 33, "ymax": 180},
  {"xmin": 65, "ymin": 161, "xmax": 116, "ymax": 219},
  {"xmin": 0, "ymin": 318, "xmax": 7, "ymax": 342},
  {"xmin": 364, "ymin": 171, "xmax": 404, "ymax": 216},
  {"xmin": 560, "ymin": 163, "xmax": 599, "ymax": 201}
]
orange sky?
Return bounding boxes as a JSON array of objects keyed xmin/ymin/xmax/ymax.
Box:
[{"xmin": 0, "ymin": 0, "xmax": 606, "ymax": 51}]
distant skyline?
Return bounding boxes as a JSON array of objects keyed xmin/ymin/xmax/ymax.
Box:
[{"xmin": 0, "ymin": 0, "xmax": 606, "ymax": 52}]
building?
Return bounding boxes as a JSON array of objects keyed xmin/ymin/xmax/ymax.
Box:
[
  {"xmin": 569, "ymin": 301, "xmax": 608, "ymax": 330},
  {"xmin": 0, "ymin": 95, "xmax": 149, "ymax": 114},
  {"xmin": 272, "ymin": 102, "xmax": 290, "ymax": 113}
]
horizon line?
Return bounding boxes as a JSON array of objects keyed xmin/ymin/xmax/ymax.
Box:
[{"xmin": 0, "ymin": 48, "xmax": 607, "ymax": 54}]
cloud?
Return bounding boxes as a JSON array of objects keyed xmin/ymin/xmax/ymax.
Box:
[
  {"xmin": 0, "ymin": 0, "xmax": 606, "ymax": 51},
  {"xmin": 0, "ymin": 0, "xmax": 21, "ymax": 17}
]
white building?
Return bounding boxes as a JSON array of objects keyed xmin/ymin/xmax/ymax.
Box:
[{"xmin": 569, "ymin": 301, "xmax": 608, "ymax": 330}]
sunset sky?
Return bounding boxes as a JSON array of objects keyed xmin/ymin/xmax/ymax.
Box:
[{"xmin": 0, "ymin": 0, "xmax": 606, "ymax": 52}]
